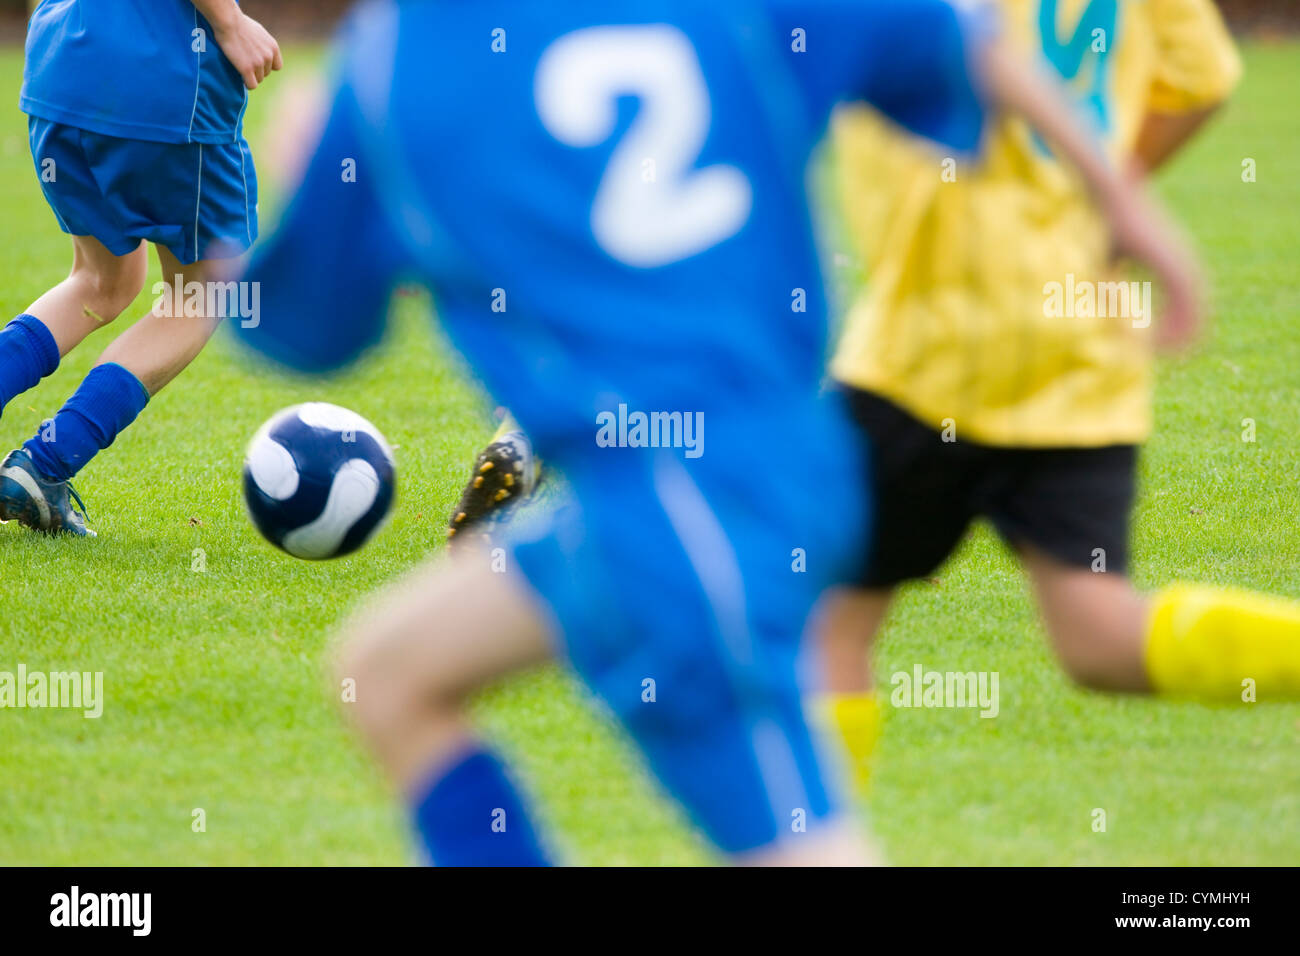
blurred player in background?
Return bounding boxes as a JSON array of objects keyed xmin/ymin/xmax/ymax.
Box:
[
  {"xmin": 0, "ymin": 0, "xmax": 279, "ymax": 535},
  {"xmin": 237, "ymin": 0, "xmax": 1197, "ymax": 865},
  {"xmin": 819, "ymin": 0, "xmax": 1300, "ymax": 794}
]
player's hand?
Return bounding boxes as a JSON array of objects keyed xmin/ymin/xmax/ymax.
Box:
[
  {"xmin": 1104, "ymin": 185, "xmax": 1205, "ymax": 350},
  {"xmin": 213, "ymin": 13, "xmax": 283, "ymax": 91}
]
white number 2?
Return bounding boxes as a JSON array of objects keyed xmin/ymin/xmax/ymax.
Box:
[{"xmin": 535, "ymin": 25, "xmax": 753, "ymax": 268}]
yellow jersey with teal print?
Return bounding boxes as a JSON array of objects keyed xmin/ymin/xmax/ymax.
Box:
[{"xmin": 830, "ymin": 0, "xmax": 1241, "ymax": 447}]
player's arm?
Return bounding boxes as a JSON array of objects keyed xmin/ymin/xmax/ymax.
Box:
[
  {"xmin": 233, "ymin": 80, "xmax": 409, "ymax": 374},
  {"xmin": 232, "ymin": 4, "xmax": 416, "ymax": 375},
  {"xmin": 976, "ymin": 40, "xmax": 1202, "ymax": 348},
  {"xmin": 1131, "ymin": 0, "xmax": 1243, "ymax": 176},
  {"xmin": 191, "ymin": 0, "xmax": 283, "ymax": 90},
  {"xmin": 781, "ymin": 0, "xmax": 1204, "ymax": 348},
  {"xmin": 1132, "ymin": 105, "xmax": 1221, "ymax": 177}
]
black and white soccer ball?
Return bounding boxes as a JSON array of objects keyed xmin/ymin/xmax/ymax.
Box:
[{"xmin": 243, "ymin": 403, "xmax": 396, "ymax": 560}]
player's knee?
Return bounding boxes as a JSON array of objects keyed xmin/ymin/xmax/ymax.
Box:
[
  {"xmin": 77, "ymin": 256, "xmax": 146, "ymax": 322},
  {"xmin": 335, "ymin": 618, "xmax": 454, "ymax": 745},
  {"xmin": 1055, "ymin": 648, "xmax": 1114, "ymax": 691},
  {"xmin": 337, "ymin": 626, "xmax": 399, "ymax": 737},
  {"xmin": 1040, "ymin": 581, "xmax": 1150, "ymax": 692},
  {"xmin": 338, "ymin": 637, "xmax": 404, "ymax": 748},
  {"xmin": 1048, "ymin": 621, "xmax": 1137, "ymax": 692}
]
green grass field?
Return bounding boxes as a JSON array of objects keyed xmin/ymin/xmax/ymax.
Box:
[{"xmin": 1, "ymin": 42, "xmax": 1297, "ymax": 866}]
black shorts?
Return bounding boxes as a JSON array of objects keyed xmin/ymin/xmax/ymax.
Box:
[{"xmin": 841, "ymin": 387, "xmax": 1137, "ymax": 587}]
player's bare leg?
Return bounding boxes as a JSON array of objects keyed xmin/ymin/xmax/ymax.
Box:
[
  {"xmin": 1021, "ymin": 545, "xmax": 1151, "ymax": 692},
  {"xmin": 820, "ymin": 587, "xmax": 892, "ymax": 693},
  {"xmin": 740, "ymin": 819, "xmax": 881, "ymax": 867},
  {"xmin": 1024, "ymin": 542, "xmax": 1300, "ymax": 699},
  {"xmin": 94, "ymin": 244, "xmax": 224, "ymax": 396},
  {"xmin": 815, "ymin": 587, "xmax": 892, "ymax": 795},
  {"xmin": 336, "ymin": 553, "xmax": 880, "ymax": 866},
  {"xmin": 23, "ymin": 235, "xmax": 150, "ymax": 355},
  {"xmin": 335, "ymin": 550, "xmax": 555, "ymax": 792},
  {"xmin": 0, "ymin": 235, "xmax": 146, "ymax": 535},
  {"xmin": 0, "ymin": 244, "xmax": 225, "ymax": 536}
]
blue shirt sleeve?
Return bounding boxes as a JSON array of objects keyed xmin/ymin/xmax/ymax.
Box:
[
  {"xmin": 235, "ymin": 76, "xmax": 411, "ymax": 374},
  {"xmin": 766, "ymin": 0, "xmax": 992, "ymax": 153}
]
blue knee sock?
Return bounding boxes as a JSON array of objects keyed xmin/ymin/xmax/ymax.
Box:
[
  {"xmin": 413, "ymin": 748, "xmax": 551, "ymax": 867},
  {"xmin": 25, "ymin": 363, "xmax": 149, "ymax": 481},
  {"xmin": 0, "ymin": 314, "xmax": 60, "ymax": 414}
]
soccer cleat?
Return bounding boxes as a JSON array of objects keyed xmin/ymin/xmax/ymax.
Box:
[
  {"xmin": 0, "ymin": 448, "xmax": 95, "ymax": 537},
  {"xmin": 446, "ymin": 429, "xmax": 538, "ymax": 548}
]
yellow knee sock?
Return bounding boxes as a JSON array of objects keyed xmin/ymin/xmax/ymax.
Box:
[
  {"xmin": 1145, "ymin": 583, "xmax": 1300, "ymax": 701},
  {"xmin": 814, "ymin": 692, "xmax": 881, "ymax": 796}
]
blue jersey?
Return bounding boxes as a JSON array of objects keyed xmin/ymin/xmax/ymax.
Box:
[
  {"xmin": 21, "ymin": 0, "xmax": 248, "ymax": 145},
  {"xmin": 240, "ymin": 0, "xmax": 985, "ymax": 451},
  {"xmin": 238, "ymin": 0, "xmax": 990, "ymax": 855}
]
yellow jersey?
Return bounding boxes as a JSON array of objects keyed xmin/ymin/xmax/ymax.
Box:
[{"xmin": 830, "ymin": 0, "xmax": 1241, "ymax": 447}]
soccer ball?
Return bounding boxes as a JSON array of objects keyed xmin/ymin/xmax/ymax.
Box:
[{"xmin": 243, "ymin": 402, "xmax": 396, "ymax": 560}]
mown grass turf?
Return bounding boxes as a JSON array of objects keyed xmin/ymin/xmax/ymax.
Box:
[{"xmin": 0, "ymin": 43, "xmax": 1296, "ymax": 866}]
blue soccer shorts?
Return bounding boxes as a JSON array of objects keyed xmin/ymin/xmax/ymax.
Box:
[
  {"xmin": 509, "ymin": 397, "xmax": 868, "ymax": 856},
  {"xmin": 28, "ymin": 117, "xmax": 258, "ymax": 265}
]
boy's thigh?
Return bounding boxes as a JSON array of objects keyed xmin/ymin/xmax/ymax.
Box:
[
  {"xmin": 29, "ymin": 118, "xmax": 258, "ymax": 266},
  {"xmin": 508, "ymin": 449, "xmax": 845, "ymax": 855}
]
